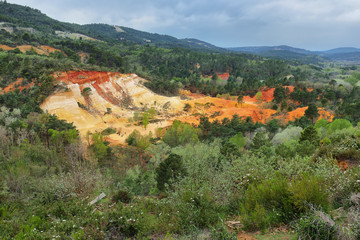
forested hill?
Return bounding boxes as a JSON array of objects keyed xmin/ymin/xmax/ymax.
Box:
[{"xmin": 0, "ymin": 2, "xmax": 225, "ymax": 51}]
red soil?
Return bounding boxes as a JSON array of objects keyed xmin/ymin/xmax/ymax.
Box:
[
  {"xmin": 216, "ymin": 72, "xmax": 230, "ymax": 80},
  {"xmin": 3, "ymin": 78, "xmax": 34, "ymax": 93},
  {"xmin": 244, "ymin": 86, "xmax": 295, "ymax": 103}
]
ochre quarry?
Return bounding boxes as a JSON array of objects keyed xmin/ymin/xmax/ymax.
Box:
[
  {"xmin": 40, "ymin": 71, "xmax": 334, "ymax": 144},
  {"xmin": 42, "ymin": 71, "xmax": 184, "ymax": 144}
]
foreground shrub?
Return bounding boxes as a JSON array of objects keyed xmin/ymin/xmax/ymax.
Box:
[
  {"xmin": 241, "ymin": 175, "xmax": 294, "ymax": 231},
  {"xmin": 296, "ymin": 213, "xmax": 336, "ymax": 240},
  {"xmin": 170, "ymin": 188, "xmax": 222, "ymax": 233},
  {"xmin": 289, "ymin": 175, "xmax": 330, "ymax": 213},
  {"xmin": 241, "ymin": 174, "xmax": 330, "ymax": 231}
]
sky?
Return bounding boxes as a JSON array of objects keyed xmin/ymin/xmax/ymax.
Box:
[{"xmin": 7, "ymin": 0, "xmax": 360, "ymax": 50}]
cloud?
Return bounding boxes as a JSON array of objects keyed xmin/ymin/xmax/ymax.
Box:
[{"xmin": 7, "ymin": 0, "xmax": 360, "ymax": 50}]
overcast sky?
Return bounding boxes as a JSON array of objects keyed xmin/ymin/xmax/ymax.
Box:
[{"xmin": 7, "ymin": 0, "xmax": 360, "ymax": 50}]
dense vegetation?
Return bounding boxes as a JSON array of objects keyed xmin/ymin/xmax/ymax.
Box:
[{"xmin": 1, "ymin": 2, "xmax": 360, "ymax": 239}]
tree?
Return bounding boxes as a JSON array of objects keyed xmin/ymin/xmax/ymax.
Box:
[
  {"xmin": 273, "ymin": 86, "xmax": 286, "ymax": 103},
  {"xmin": 251, "ymin": 132, "xmax": 271, "ymax": 149},
  {"xmin": 162, "ymin": 120, "xmax": 199, "ymax": 147},
  {"xmin": 81, "ymin": 87, "xmax": 92, "ymax": 109},
  {"xmin": 255, "ymin": 91, "xmax": 263, "ymax": 102},
  {"xmin": 228, "ymin": 132, "xmax": 246, "ymax": 149},
  {"xmin": 299, "ymin": 125, "xmax": 320, "ymax": 146},
  {"xmin": 305, "ymin": 104, "xmax": 319, "ymax": 122},
  {"xmin": 155, "ymin": 153, "xmax": 186, "ymax": 191},
  {"xmin": 142, "ymin": 112, "xmax": 149, "ymax": 129},
  {"xmin": 326, "ymin": 119, "xmax": 353, "ymax": 135},
  {"xmin": 237, "ymin": 94, "xmax": 244, "ymax": 107}
]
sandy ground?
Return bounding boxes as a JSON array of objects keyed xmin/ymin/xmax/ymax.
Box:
[{"xmin": 0, "ymin": 44, "xmax": 62, "ymax": 55}]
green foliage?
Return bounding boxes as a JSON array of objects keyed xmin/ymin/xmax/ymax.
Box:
[
  {"xmin": 272, "ymin": 126, "xmax": 302, "ymax": 146},
  {"xmin": 101, "ymin": 127, "xmax": 116, "ymax": 136},
  {"xmin": 155, "ymin": 153, "xmax": 186, "ymax": 192},
  {"xmin": 326, "ymin": 118, "xmax": 353, "ymax": 135},
  {"xmin": 273, "ymin": 86, "xmax": 286, "ymax": 103},
  {"xmin": 228, "ymin": 131, "xmax": 246, "ymax": 150},
  {"xmin": 125, "ymin": 130, "xmax": 152, "ymax": 149},
  {"xmin": 91, "ymin": 133, "xmax": 113, "ymax": 167},
  {"xmin": 251, "ymin": 131, "xmax": 272, "ymax": 149},
  {"xmin": 299, "ymin": 125, "xmax": 320, "ymax": 146},
  {"xmin": 241, "ymin": 174, "xmax": 330, "ymax": 231},
  {"xmin": 289, "ymin": 176, "xmax": 330, "ymax": 212},
  {"xmin": 241, "ymin": 175, "xmax": 294, "ymax": 231},
  {"xmin": 162, "ymin": 120, "xmax": 199, "ymax": 147},
  {"xmin": 255, "ymin": 91, "xmax": 263, "ymax": 101},
  {"xmin": 296, "ymin": 213, "xmax": 337, "ymax": 240},
  {"xmin": 142, "ymin": 112, "xmax": 149, "ymax": 129},
  {"xmin": 305, "ymin": 104, "xmax": 319, "ymax": 121}
]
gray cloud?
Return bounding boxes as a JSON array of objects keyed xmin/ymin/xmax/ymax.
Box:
[{"xmin": 7, "ymin": 0, "xmax": 360, "ymax": 50}]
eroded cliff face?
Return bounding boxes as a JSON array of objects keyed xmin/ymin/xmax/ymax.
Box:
[
  {"xmin": 41, "ymin": 71, "xmax": 184, "ymax": 143},
  {"xmin": 41, "ymin": 71, "xmax": 334, "ymax": 144}
]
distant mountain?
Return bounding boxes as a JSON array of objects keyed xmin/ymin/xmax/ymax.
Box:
[
  {"xmin": 229, "ymin": 45, "xmax": 360, "ymax": 63},
  {"xmin": 228, "ymin": 45, "xmax": 323, "ymax": 64},
  {"xmin": 322, "ymin": 47, "xmax": 360, "ymax": 55},
  {"xmin": 0, "ymin": 2, "xmax": 225, "ymax": 52},
  {"xmin": 228, "ymin": 45, "xmax": 312, "ymax": 55}
]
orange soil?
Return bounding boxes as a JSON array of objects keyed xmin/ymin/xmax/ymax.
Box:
[
  {"xmin": 217, "ymin": 72, "xmax": 230, "ymax": 80},
  {"xmin": 3, "ymin": 78, "xmax": 35, "ymax": 93},
  {"xmin": 0, "ymin": 44, "xmax": 62, "ymax": 55},
  {"xmin": 203, "ymin": 72, "xmax": 230, "ymax": 81},
  {"xmin": 244, "ymin": 86, "xmax": 295, "ymax": 103},
  {"xmin": 281, "ymin": 106, "xmax": 334, "ymax": 122},
  {"xmin": 0, "ymin": 44, "xmax": 14, "ymax": 50},
  {"xmin": 178, "ymin": 96, "xmax": 276, "ymax": 125},
  {"xmin": 178, "ymin": 86, "xmax": 333, "ymax": 126}
]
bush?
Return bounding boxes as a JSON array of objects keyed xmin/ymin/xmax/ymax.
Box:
[
  {"xmin": 172, "ymin": 188, "xmax": 221, "ymax": 232},
  {"xmin": 112, "ymin": 189, "xmax": 132, "ymax": 203},
  {"xmin": 296, "ymin": 213, "xmax": 336, "ymax": 240},
  {"xmin": 240, "ymin": 174, "xmax": 330, "ymax": 231},
  {"xmin": 162, "ymin": 120, "xmax": 199, "ymax": 147},
  {"xmin": 241, "ymin": 175, "xmax": 294, "ymax": 231},
  {"xmin": 289, "ymin": 175, "xmax": 330, "ymax": 213}
]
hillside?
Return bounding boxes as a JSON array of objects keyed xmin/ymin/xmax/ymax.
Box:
[
  {"xmin": 0, "ymin": 2, "xmax": 225, "ymax": 51},
  {"xmin": 38, "ymin": 71, "xmax": 334, "ymax": 145},
  {"xmin": 229, "ymin": 45, "xmax": 360, "ymax": 63}
]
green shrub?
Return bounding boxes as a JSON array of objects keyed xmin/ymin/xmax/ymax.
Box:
[
  {"xmin": 211, "ymin": 222, "xmax": 237, "ymax": 240},
  {"xmin": 112, "ymin": 189, "xmax": 132, "ymax": 203},
  {"xmin": 101, "ymin": 127, "xmax": 116, "ymax": 136},
  {"xmin": 296, "ymin": 214, "xmax": 336, "ymax": 240},
  {"xmin": 241, "ymin": 175, "xmax": 294, "ymax": 231},
  {"xmin": 289, "ymin": 175, "xmax": 330, "ymax": 213},
  {"xmin": 173, "ymin": 188, "xmax": 221, "ymax": 232}
]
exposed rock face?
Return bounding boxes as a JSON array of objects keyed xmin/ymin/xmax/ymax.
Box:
[
  {"xmin": 40, "ymin": 71, "xmax": 334, "ymax": 144},
  {"xmin": 41, "ymin": 71, "xmax": 184, "ymax": 143}
]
